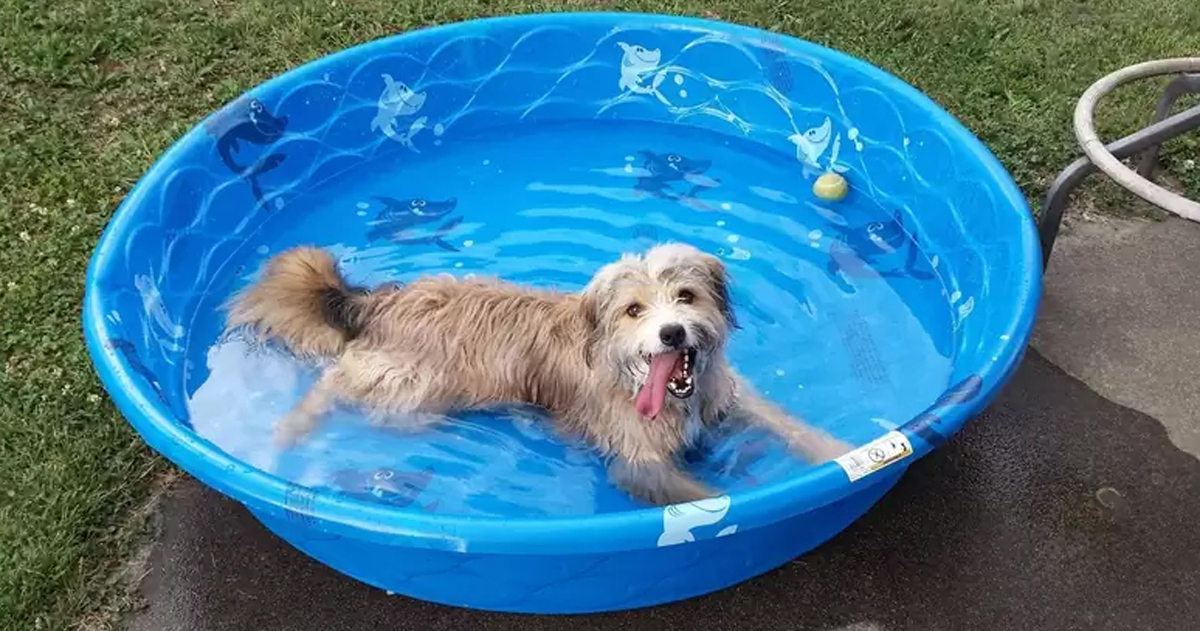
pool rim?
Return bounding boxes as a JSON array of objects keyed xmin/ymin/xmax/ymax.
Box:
[{"xmin": 82, "ymin": 11, "xmax": 1042, "ymax": 555}]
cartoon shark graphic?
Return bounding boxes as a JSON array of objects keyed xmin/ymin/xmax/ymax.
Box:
[
  {"xmin": 133, "ymin": 274, "xmax": 183, "ymax": 342},
  {"xmin": 826, "ymin": 210, "xmax": 935, "ymax": 285},
  {"xmin": 204, "ymin": 97, "xmax": 288, "ymax": 205},
  {"xmin": 617, "ymin": 42, "xmax": 670, "ymax": 105},
  {"xmin": 107, "ymin": 338, "xmax": 185, "ymax": 422},
  {"xmin": 370, "ymin": 74, "xmax": 430, "ymax": 152},
  {"xmin": 330, "ymin": 467, "xmax": 434, "ymax": 509},
  {"xmin": 365, "ymin": 196, "xmax": 461, "ymax": 251},
  {"xmin": 633, "ymin": 150, "xmax": 719, "ymax": 208},
  {"xmin": 658, "ymin": 495, "xmax": 734, "ymax": 546},
  {"xmin": 789, "ymin": 117, "xmax": 833, "ymax": 171},
  {"xmin": 901, "ymin": 375, "xmax": 983, "ymax": 447},
  {"xmin": 372, "ymin": 74, "xmax": 427, "ymax": 127},
  {"xmin": 205, "ymin": 97, "xmax": 289, "ymax": 172}
]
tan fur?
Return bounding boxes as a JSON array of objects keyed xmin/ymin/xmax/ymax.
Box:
[
  {"xmin": 226, "ymin": 243, "xmax": 849, "ymax": 505},
  {"xmin": 225, "ymin": 247, "xmax": 357, "ymax": 358}
]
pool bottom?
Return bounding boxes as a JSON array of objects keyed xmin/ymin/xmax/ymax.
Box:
[{"xmin": 181, "ymin": 120, "xmax": 955, "ymax": 518}]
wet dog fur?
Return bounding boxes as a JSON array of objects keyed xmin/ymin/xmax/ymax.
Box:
[{"xmin": 226, "ymin": 243, "xmax": 849, "ymax": 505}]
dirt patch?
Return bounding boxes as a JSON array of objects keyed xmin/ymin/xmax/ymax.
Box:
[{"xmin": 74, "ymin": 469, "xmax": 180, "ymax": 631}]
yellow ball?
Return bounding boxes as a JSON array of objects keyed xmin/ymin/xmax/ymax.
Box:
[{"xmin": 813, "ymin": 172, "xmax": 849, "ymax": 202}]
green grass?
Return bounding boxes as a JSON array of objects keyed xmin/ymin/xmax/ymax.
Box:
[{"xmin": 1, "ymin": 0, "xmax": 1198, "ymax": 628}]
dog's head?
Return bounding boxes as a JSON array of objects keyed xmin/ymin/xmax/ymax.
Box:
[{"xmin": 579, "ymin": 243, "xmax": 737, "ymax": 419}]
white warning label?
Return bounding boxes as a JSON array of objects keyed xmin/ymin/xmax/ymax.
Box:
[{"xmin": 834, "ymin": 431, "xmax": 913, "ymax": 482}]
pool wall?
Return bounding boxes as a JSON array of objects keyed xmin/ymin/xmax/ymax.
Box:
[{"xmin": 84, "ymin": 12, "xmax": 1040, "ymax": 612}]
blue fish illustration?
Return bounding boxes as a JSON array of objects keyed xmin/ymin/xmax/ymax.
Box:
[
  {"xmin": 204, "ymin": 97, "xmax": 288, "ymax": 206},
  {"xmin": 826, "ymin": 210, "xmax": 935, "ymax": 284},
  {"xmin": 106, "ymin": 338, "xmax": 185, "ymax": 422},
  {"xmin": 365, "ymin": 196, "xmax": 461, "ymax": 251},
  {"xmin": 205, "ymin": 97, "xmax": 288, "ymax": 173},
  {"xmin": 633, "ymin": 150, "xmax": 720, "ymax": 209},
  {"xmin": 901, "ymin": 375, "xmax": 984, "ymax": 446},
  {"xmin": 331, "ymin": 467, "xmax": 434, "ymax": 509}
]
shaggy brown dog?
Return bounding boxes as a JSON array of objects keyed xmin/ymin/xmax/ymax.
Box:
[{"xmin": 226, "ymin": 243, "xmax": 848, "ymax": 505}]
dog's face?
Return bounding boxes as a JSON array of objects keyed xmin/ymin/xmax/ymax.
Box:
[{"xmin": 580, "ymin": 243, "xmax": 737, "ymax": 419}]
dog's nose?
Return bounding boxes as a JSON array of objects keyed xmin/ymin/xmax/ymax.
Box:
[{"xmin": 659, "ymin": 323, "xmax": 686, "ymax": 348}]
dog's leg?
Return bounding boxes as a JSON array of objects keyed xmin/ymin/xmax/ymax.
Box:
[
  {"xmin": 367, "ymin": 410, "xmax": 445, "ymax": 433},
  {"xmin": 342, "ymin": 349, "xmax": 449, "ymax": 432},
  {"xmin": 275, "ymin": 351, "xmax": 446, "ymax": 446},
  {"xmin": 274, "ymin": 367, "xmax": 343, "ymax": 447},
  {"xmin": 731, "ymin": 386, "xmax": 850, "ymax": 462},
  {"xmin": 609, "ymin": 456, "xmax": 714, "ymax": 506}
]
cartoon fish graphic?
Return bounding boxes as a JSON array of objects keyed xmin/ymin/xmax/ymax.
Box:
[
  {"xmin": 330, "ymin": 467, "xmax": 434, "ymax": 509},
  {"xmin": 371, "ymin": 74, "xmax": 429, "ymax": 151},
  {"xmin": 106, "ymin": 338, "xmax": 186, "ymax": 422},
  {"xmin": 204, "ymin": 97, "xmax": 288, "ymax": 205},
  {"xmin": 901, "ymin": 375, "xmax": 984, "ymax": 447},
  {"xmin": 133, "ymin": 274, "xmax": 183, "ymax": 342},
  {"xmin": 617, "ymin": 42, "xmax": 665, "ymax": 92},
  {"xmin": 632, "ymin": 150, "xmax": 719, "ymax": 208},
  {"xmin": 826, "ymin": 211, "xmax": 935, "ymax": 282},
  {"xmin": 788, "ymin": 117, "xmax": 833, "ymax": 171},
  {"xmin": 205, "ymin": 97, "xmax": 288, "ymax": 174},
  {"xmin": 616, "ymin": 42, "xmax": 674, "ymax": 106},
  {"xmin": 372, "ymin": 74, "xmax": 427, "ymax": 125},
  {"xmin": 658, "ymin": 495, "xmax": 733, "ymax": 546},
  {"xmin": 365, "ymin": 196, "xmax": 461, "ymax": 252}
]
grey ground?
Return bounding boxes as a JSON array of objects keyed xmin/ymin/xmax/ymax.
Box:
[{"xmin": 122, "ymin": 216, "xmax": 1200, "ymax": 631}]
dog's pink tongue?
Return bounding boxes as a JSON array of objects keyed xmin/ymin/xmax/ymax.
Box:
[{"xmin": 636, "ymin": 352, "xmax": 681, "ymax": 419}]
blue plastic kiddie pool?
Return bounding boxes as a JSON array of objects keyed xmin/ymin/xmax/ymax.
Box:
[{"xmin": 83, "ymin": 13, "xmax": 1040, "ymax": 613}]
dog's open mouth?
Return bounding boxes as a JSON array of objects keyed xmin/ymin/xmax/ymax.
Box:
[
  {"xmin": 635, "ymin": 348, "xmax": 698, "ymax": 419},
  {"xmin": 666, "ymin": 348, "xmax": 696, "ymax": 399}
]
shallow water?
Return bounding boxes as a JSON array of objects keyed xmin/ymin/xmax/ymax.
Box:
[{"xmin": 184, "ymin": 121, "xmax": 954, "ymax": 517}]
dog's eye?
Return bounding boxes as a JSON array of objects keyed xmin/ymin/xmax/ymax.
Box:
[
  {"xmin": 677, "ymin": 289, "xmax": 695, "ymax": 304},
  {"xmin": 625, "ymin": 303, "xmax": 644, "ymax": 318}
]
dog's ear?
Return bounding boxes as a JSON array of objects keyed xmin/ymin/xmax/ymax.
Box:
[
  {"xmin": 578, "ymin": 283, "xmax": 604, "ymax": 369},
  {"xmin": 702, "ymin": 254, "xmax": 738, "ymax": 330}
]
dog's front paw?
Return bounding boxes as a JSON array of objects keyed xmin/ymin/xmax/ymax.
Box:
[
  {"xmin": 610, "ymin": 458, "xmax": 716, "ymax": 506},
  {"xmin": 784, "ymin": 428, "xmax": 852, "ymax": 463},
  {"xmin": 657, "ymin": 481, "xmax": 716, "ymax": 507},
  {"xmin": 811, "ymin": 435, "xmax": 853, "ymax": 462},
  {"xmin": 273, "ymin": 413, "xmax": 315, "ymax": 448}
]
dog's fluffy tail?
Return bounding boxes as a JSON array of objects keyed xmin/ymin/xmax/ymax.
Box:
[{"xmin": 225, "ymin": 247, "xmax": 367, "ymax": 357}]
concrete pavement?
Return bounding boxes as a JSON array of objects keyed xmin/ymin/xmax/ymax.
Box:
[
  {"xmin": 1035, "ymin": 215, "xmax": 1200, "ymax": 459},
  {"xmin": 120, "ymin": 216, "xmax": 1200, "ymax": 631}
]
